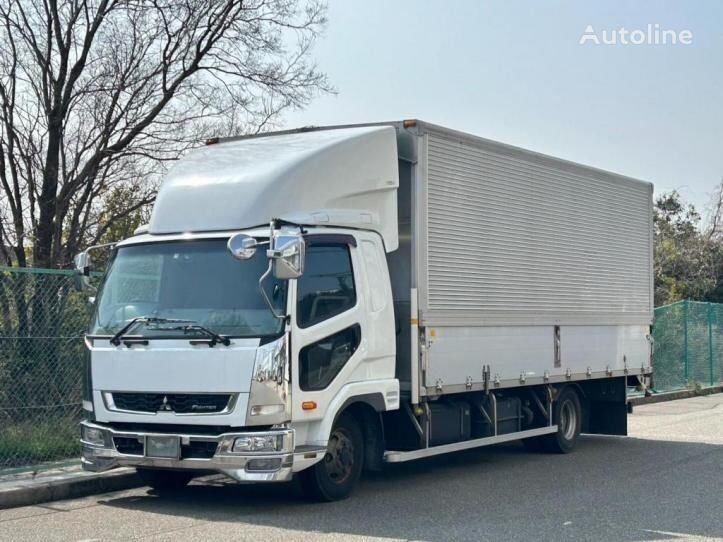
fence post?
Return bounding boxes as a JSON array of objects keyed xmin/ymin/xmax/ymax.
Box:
[
  {"xmin": 683, "ymin": 299, "xmax": 689, "ymax": 383},
  {"xmin": 709, "ymin": 302, "xmax": 715, "ymax": 386}
]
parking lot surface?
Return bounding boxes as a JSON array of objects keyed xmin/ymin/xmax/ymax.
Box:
[{"xmin": 1, "ymin": 394, "xmax": 721, "ymax": 542}]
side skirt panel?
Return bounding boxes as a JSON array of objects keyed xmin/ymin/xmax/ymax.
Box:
[{"xmin": 384, "ymin": 426, "xmax": 557, "ymax": 463}]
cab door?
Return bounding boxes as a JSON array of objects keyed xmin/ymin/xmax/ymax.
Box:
[{"xmin": 290, "ymin": 235, "xmax": 366, "ymax": 424}]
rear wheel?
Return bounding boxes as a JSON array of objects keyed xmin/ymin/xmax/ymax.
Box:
[
  {"xmin": 546, "ymin": 387, "xmax": 582, "ymax": 453},
  {"xmin": 299, "ymin": 413, "xmax": 364, "ymax": 501},
  {"xmin": 523, "ymin": 387, "xmax": 582, "ymax": 453},
  {"xmin": 137, "ymin": 468, "xmax": 194, "ymax": 492}
]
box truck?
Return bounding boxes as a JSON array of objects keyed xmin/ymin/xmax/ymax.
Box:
[{"xmin": 77, "ymin": 120, "xmax": 653, "ymax": 501}]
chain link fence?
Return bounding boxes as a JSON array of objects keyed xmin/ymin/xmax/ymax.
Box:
[
  {"xmin": 652, "ymin": 300, "xmax": 723, "ymax": 392},
  {"xmin": 1, "ymin": 267, "xmax": 722, "ymax": 474},
  {"xmin": 0, "ymin": 267, "xmax": 96, "ymax": 472}
]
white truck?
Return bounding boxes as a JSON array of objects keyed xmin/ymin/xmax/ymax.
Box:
[{"xmin": 77, "ymin": 120, "xmax": 654, "ymax": 501}]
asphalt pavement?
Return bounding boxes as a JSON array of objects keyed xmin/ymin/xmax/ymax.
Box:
[{"xmin": 1, "ymin": 394, "xmax": 721, "ymax": 542}]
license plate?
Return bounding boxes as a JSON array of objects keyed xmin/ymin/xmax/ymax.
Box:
[{"xmin": 145, "ymin": 435, "xmax": 180, "ymax": 459}]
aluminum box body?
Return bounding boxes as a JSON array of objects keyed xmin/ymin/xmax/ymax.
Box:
[{"xmin": 402, "ymin": 121, "xmax": 653, "ymax": 395}]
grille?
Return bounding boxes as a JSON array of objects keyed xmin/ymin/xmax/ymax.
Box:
[
  {"xmin": 113, "ymin": 436, "xmax": 143, "ymax": 455},
  {"xmin": 111, "ymin": 393, "xmax": 232, "ymax": 414}
]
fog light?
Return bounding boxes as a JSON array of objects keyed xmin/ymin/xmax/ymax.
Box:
[
  {"xmin": 82, "ymin": 426, "xmax": 106, "ymax": 447},
  {"xmin": 246, "ymin": 457, "xmax": 282, "ymax": 472},
  {"xmin": 232, "ymin": 434, "xmax": 282, "ymax": 453}
]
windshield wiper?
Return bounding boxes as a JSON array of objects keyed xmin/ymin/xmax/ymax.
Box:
[
  {"xmin": 156, "ymin": 324, "xmax": 231, "ymax": 347},
  {"xmin": 109, "ymin": 316, "xmax": 193, "ymax": 346}
]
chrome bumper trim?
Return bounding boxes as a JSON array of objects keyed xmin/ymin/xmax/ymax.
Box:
[{"xmin": 80, "ymin": 421, "xmax": 294, "ymax": 482}]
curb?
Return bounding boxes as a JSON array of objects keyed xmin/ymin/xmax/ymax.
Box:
[
  {"xmin": 628, "ymin": 385, "xmax": 723, "ymax": 406},
  {"xmin": 0, "ymin": 467, "xmax": 143, "ymax": 510}
]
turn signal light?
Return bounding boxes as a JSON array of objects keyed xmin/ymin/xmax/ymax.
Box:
[{"xmin": 302, "ymin": 401, "xmax": 317, "ymax": 411}]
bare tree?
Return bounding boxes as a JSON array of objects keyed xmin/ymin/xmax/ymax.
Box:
[
  {"xmin": 706, "ymin": 177, "xmax": 723, "ymax": 242},
  {"xmin": 0, "ymin": 0, "xmax": 329, "ymax": 268}
]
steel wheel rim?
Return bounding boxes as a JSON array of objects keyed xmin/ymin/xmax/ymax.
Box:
[
  {"xmin": 323, "ymin": 428, "xmax": 354, "ymax": 484},
  {"xmin": 560, "ymin": 400, "xmax": 577, "ymax": 441}
]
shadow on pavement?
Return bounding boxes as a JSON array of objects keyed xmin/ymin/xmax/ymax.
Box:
[{"xmin": 99, "ymin": 436, "xmax": 723, "ymax": 541}]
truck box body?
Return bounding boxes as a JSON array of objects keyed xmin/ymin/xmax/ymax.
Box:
[{"xmin": 385, "ymin": 121, "xmax": 653, "ymax": 400}]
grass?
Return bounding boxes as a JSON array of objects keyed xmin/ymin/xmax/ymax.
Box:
[{"xmin": 0, "ymin": 418, "xmax": 80, "ymax": 470}]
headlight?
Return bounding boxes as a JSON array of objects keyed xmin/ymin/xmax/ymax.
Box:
[
  {"xmin": 232, "ymin": 434, "xmax": 282, "ymax": 453},
  {"xmin": 81, "ymin": 425, "xmax": 107, "ymax": 447}
]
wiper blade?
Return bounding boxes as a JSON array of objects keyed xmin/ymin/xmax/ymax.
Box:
[
  {"xmin": 157, "ymin": 324, "xmax": 231, "ymax": 347},
  {"xmin": 109, "ymin": 317, "xmax": 193, "ymax": 346}
]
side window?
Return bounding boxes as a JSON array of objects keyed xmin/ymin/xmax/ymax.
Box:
[
  {"xmin": 299, "ymin": 325, "xmax": 361, "ymax": 391},
  {"xmin": 296, "ymin": 244, "xmax": 356, "ymax": 328}
]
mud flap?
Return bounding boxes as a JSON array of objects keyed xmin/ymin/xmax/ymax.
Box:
[{"xmin": 581, "ymin": 377, "xmax": 628, "ymax": 436}]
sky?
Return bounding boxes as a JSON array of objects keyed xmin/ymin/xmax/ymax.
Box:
[{"xmin": 283, "ymin": 0, "xmax": 723, "ymax": 219}]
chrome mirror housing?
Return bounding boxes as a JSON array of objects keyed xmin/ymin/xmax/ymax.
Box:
[
  {"xmin": 227, "ymin": 233, "xmax": 258, "ymax": 260},
  {"xmin": 72, "ymin": 242, "xmax": 115, "ymax": 291},
  {"xmin": 268, "ymin": 233, "xmax": 305, "ymax": 280},
  {"xmin": 73, "ymin": 252, "xmax": 92, "ymax": 290},
  {"xmin": 74, "ymin": 252, "xmax": 91, "ymax": 276}
]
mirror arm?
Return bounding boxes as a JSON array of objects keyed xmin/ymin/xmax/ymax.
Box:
[
  {"xmin": 258, "ymin": 259, "xmax": 287, "ymax": 321},
  {"xmin": 86, "ymin": 241, "xmax": 117, "ymax": 253}
]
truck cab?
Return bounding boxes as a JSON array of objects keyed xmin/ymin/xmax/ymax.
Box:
[{"xmin": 79, "ymin": 126, "xmax": 402, "ymax": 500}]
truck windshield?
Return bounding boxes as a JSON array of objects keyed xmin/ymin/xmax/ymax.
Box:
[{"xmin": 90, "ymin": 239, "xmax": 286, "ymax": 338}]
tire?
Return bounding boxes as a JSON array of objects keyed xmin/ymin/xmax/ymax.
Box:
[
  {"xmin": 545, "ymin": 387, "xmax": 582, "ymax": 453},
  {"xmin": 299, "ymin": 413, "xmax": 364, "ymax": 502},
  {"xmin": 136, "ymin": 468, "xmax": 194, "ymax": 492}
]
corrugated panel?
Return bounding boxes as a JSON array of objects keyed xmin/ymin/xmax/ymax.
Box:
[{"xmin": 422, "ymin": 129, "xmax": 653, "ymax": 326}]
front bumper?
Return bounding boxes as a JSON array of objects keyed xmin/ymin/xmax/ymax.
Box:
[{"xmin": 80, "ymin": 421, "xmax": 295, "ymax": 482}]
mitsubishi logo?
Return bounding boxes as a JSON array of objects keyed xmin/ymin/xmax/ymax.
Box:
[{"xmin": 159, "ymin": 396, "xmax": 173, "ymax": 412}]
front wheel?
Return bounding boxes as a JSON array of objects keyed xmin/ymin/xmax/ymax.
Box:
[{"xmin": 299, "ymin": 413, "xmax": 364, "ymax": 501}]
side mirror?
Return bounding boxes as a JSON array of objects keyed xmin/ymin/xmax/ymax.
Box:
[
  {"xmin": 74, "ymin": 252, "xmax": 91, "ymax": 276},
  {"xmin": 73, "ymin": 252, "xmax": 92, "ymax": 290},
  {"xmin": 71, "ymin": 242, "xmax": 115, "ymax": 290},
  {"xmin": 228, "ymin": 233, "xmax": 258, "ymax": 260},
  {"xmin": 268, "ymin": 234, "xmax": 305, "ymax": 280}
]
